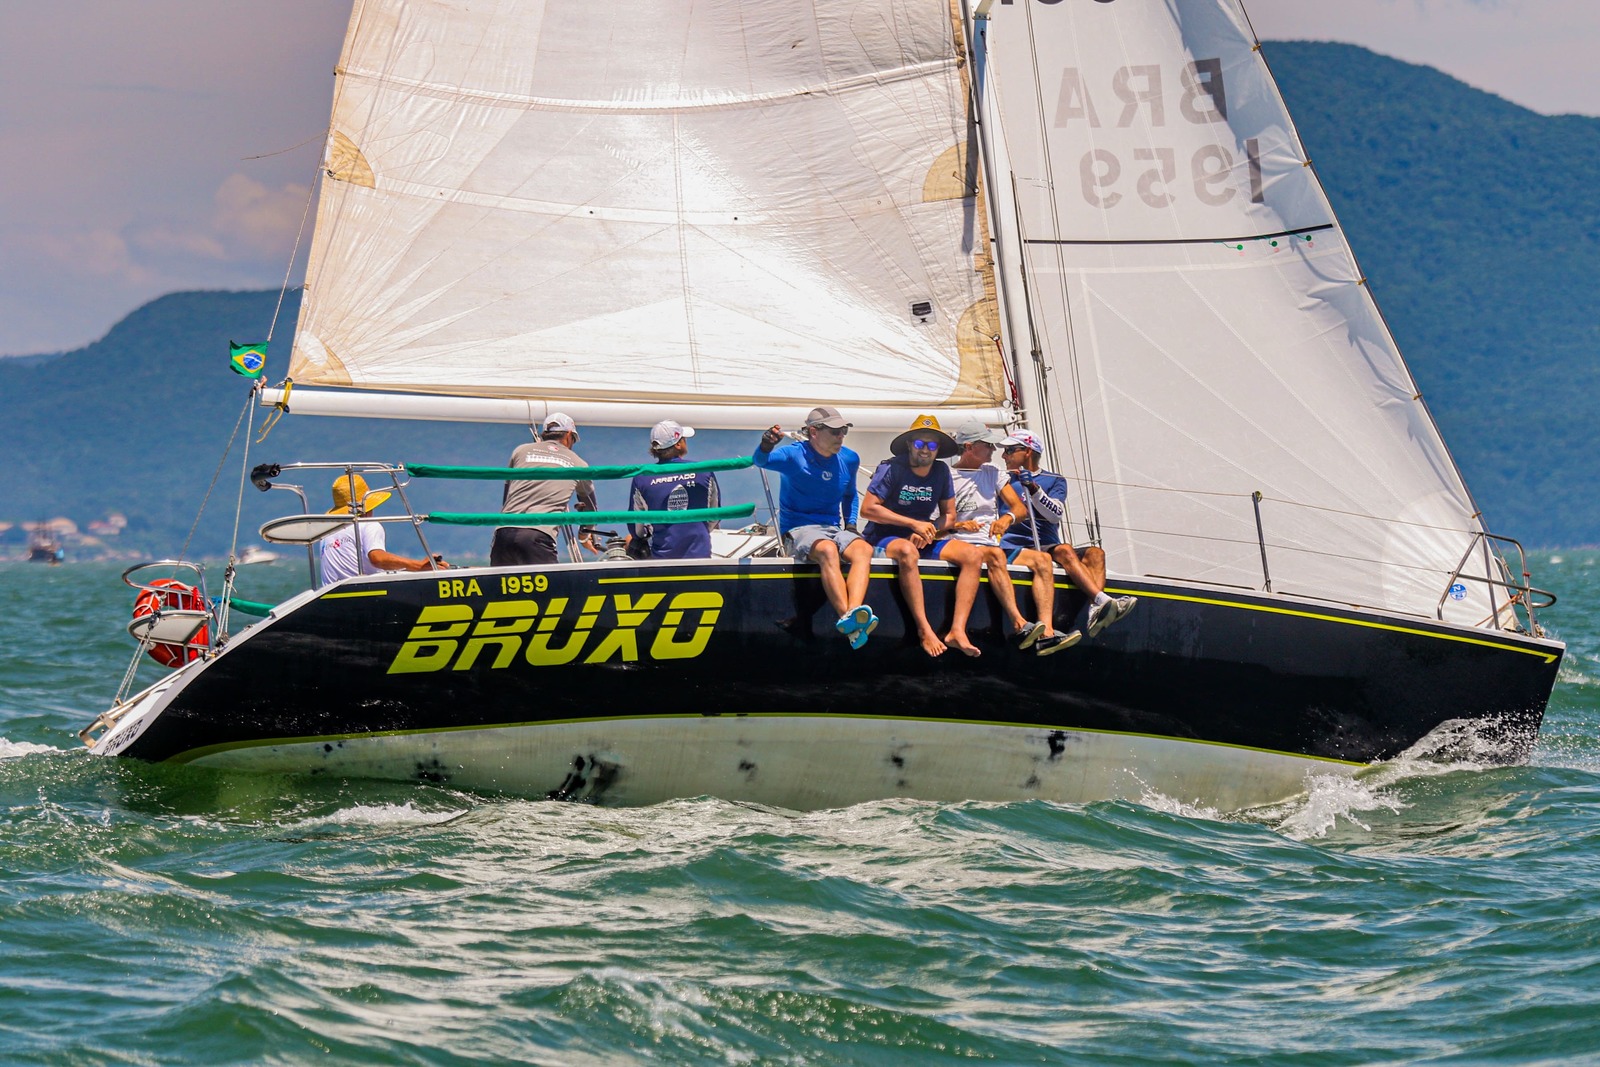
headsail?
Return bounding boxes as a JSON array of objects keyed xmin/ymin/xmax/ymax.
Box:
[
  {"xmin": 289, "ymin": 0, "xmax": 1011, "ymax": 427},
  {"xmin": 972, "ymin": 0, "xmax": 1499, "ymax": 622}
]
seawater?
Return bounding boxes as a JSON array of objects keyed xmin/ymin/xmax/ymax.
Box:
[{"xmin": 1, "ymin": 558, "xmax": 1597, "ymax": 1066}]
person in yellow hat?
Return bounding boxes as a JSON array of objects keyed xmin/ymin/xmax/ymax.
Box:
[
  {"xmin": 316, "ymin": 473, "xmax": 446, "ymax": 586},
  {"xmin": 859, "ymin": 415, "xmax": 1040, "ymax": 658}
]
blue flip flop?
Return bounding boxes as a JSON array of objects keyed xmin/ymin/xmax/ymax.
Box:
[
  {"xmin": 836, "ymin": 605, "xmax": 878, "ymax": 636},
  {"xmin": 855, "ymin": 605, "xmax": 879, "ymax": 636}
]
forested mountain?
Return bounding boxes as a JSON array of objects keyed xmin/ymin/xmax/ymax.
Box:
[
  {"xmin": 0, "ymin": 292, "xmax": 702, "ymax": 560},
  {"xmin": 2, "ymin": 42, "xmax": 1597, "ymax": 557}
]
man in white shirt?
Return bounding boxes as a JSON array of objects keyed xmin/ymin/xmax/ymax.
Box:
[
  {"xmin": 947, "ymin": 420, "xmax": 1079, "ymax": 656},
  {"xmin": 317, "ymin": 473, "xmax": 446, "ymax": 586}
]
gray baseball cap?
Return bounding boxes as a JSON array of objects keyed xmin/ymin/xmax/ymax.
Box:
[
  {"xmin": 952, "ymin": 418, "xmax": 1005, "ymax": 446},
  {"xmin": 803, "ymin": 405, "xmax": 851, "ymax": 429},
  {"xmin": 543, "ymin": 412, "xmax": 578, "ymax": 440}
]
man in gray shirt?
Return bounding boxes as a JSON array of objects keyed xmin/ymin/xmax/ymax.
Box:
[{"xmin": 490, "ymin": 413, "xmax": 599, "ymax": 566}]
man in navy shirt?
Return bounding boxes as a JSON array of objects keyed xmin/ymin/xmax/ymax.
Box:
[
  {"xmin": 860, "ymin": 415, "xmax": 1036, "ymax": 658},
  {"xmin": 999, "ymin": 430, "xmax": 1137, "ymax": 637},
  {"xmin": 946, "ymin": 420, "xmax": 1075, "ymax": 656},
  {"xmin": 753, "ymin": 406, "xmax": 877, "ymax": 649},
  {"xmin": 627, "ymin": 419, "xmax": 719, "ymax": 559}
]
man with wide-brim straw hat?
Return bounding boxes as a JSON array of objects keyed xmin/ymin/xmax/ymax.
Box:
[
  {"xmin": 315, "ymin": 472, "xmax": 446, "ymax": 586},
  {"xmin": 327, "ymin": 473, "xmax": 391, "ymax": 516},
  {"xmin": 753, "ymin": 405, "xmax": 879, "ymax": 649},
  {"xmin": 888, "ymin": 414, "xmax": 958, "ymax": 460},
  {"xmin": 859, "ymin": 414, "xmax": 1031, "ymax": 658}
]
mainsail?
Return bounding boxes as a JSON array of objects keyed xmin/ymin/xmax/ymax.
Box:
[
  {"xmin": 972, "ymin": 0, "xmax": 1500, "ymax": 623},
  {"xmin": 288, "ymin": 0, "xmax": 1011, "ymax": 427}
]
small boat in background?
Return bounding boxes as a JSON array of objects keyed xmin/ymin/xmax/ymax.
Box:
[
  {"xmin": 236, "ymin": 545, "xmax": 280, "ymax": 565},
  {"xmin": 27, "ymin": 527, "xmax": 63, "ymax": 564}
]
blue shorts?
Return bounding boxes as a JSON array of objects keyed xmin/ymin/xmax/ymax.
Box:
[
  {"xmin": 785, "ymin": 524, "xmax": 862, "ymax": 563},
  {"xmin": 874, "ymin": 535, "xmax": 949, "ymax": 561},
  {"xmin": 1003, "ymin": 542, "xmax": 1084, "ymax": 561}
]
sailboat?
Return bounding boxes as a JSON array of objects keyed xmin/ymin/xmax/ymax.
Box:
[
  {"xmin": 80, "ymin": 0, "xmax": 1561, "ymax": 810},
  {"xmin": 28, "ymin": 525, "xmax": 64, "ymax": 564}
]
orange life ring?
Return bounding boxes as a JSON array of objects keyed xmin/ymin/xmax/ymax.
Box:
[{"xmin": 131, "ymin": 579, "xmax": 210, "ymax": 667}]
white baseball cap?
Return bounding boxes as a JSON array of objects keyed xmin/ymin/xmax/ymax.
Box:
[
  {"xmin": 649, "ymin": 419, "xmax": 695, "ymax": 450},
  {"xmin": 999, "ymin": 429, "xmax": 1043, "ymax": 453}
]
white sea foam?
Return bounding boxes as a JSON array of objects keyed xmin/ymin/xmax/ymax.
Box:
[
  {"xmin": 0, "ymin": 738, "xmax": 61, "ymax": 759},
  {"xmin": 1556, "ymin": 663, "xmax": 1596, "ymax": 687},
  {"xmin": 1266, "ymin": 772, "xmax": 1406, "ymax": 840},
  {"xmin": 298, "ymin": 801, "xmax": 464, "ymax": 829},
  {"xmin": 1250, "ymin": 717, "xmax": 1537, "ymax": 840},
  {"xmin": 1132, "ymin": 779, "xmax": 1225, "ymax": 824}
]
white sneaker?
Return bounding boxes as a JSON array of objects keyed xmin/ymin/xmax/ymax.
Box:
[{"xmin": 1087, "ymin": 595, "xmax": 1137, "ymax": 637}]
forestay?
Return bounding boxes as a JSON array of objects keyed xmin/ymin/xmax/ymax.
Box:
[
  {"xmin": 975, "ymin": 0, "xmax": 1497, "ymax": 623},
  {"xmin": 289, "ymin": 0, "xmax": 1010, "ymax": 425}
]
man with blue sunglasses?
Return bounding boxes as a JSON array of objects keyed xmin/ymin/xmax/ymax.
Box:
[{"xmin": 859, "ymin": 415, "xmax": 1039, "ymax": 658}]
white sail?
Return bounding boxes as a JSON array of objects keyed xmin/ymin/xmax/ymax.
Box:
[
  {"xmin": 289, "ymin": 0, "xmax": 1011, "ymax": 423},
  {"xmin": 972, "ymin": 0, "xmax": 1499, "ymax": 623}
]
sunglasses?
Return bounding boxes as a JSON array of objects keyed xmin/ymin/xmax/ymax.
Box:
[
  {"xmin": 911, "ymin": 438, "xmax": 941, "ymax": 451},
  {"xmin": 818, "ymin": 426, "xmax": 849, "ymax": 437},
  {"xmin": 1002, "ymin": 445, "xmax": 1031, "ymax": 454}
]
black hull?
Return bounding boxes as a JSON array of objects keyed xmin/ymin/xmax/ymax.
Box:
[{"xmin": 93, "ymin": 557, "xmax": 1561, "ymax": 807}]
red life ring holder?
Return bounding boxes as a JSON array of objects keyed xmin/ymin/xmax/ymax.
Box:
[{"xmin": 131, "ymin": 579, "xmax": 210, "ymax": 667}]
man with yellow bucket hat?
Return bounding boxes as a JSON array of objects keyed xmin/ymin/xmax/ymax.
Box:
[{"xmin": 316, "ymin": 473, "xmax": 447, "ymax": 586}]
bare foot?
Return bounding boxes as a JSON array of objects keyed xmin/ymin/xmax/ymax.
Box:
[
  {"xmin": 944, "ymin": 631, "xmax": 982, "ymax": 658},
  {"xmin": 918, "ymin": 630, "xmax": 947, "ymax": 658}
]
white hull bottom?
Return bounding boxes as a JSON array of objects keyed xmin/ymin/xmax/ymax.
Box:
[{"xmin": 183, "ymin": 716, "xmax": 1353, "ymax": 812}]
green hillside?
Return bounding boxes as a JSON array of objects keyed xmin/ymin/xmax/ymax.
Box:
[
  {"xmin": 3, "ymin": 41, "xmax": 1597, "ymax": 558},
  {"xmin": 0, "ymin": 291, "xmax": 765, "ymax": 560}
]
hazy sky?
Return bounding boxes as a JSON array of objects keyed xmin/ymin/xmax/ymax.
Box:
[{"xmin": 1, "ymin": 0, "xmax": 1595, "ymax": 357}]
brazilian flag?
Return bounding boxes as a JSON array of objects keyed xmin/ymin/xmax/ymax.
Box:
[{"xmin": 229, "ymin": 341, "xmax": 267, "ymax": 379}]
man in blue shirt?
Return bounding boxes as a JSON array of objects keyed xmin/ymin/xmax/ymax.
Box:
[
  {"xmin": 999, "ymin": 430, "xmax": 1137, "ymax": 637},
  {"xmin": 753, "ymin": 405, "xmax": 877, "ymax": 649},
  {"xmin": 627, "ymin": 419, "xmax": 719, "ymax": 559}
]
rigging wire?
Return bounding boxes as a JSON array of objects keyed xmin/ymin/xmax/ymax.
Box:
[
  {"xmin": 242, "ymin": 127, "xmax": 330, "ymax": 161},
  {"xmin": 175, "ymin": 392, "xmax": 256, "ymax": 569},
  {"xmin": 218, "ymin": 393, "xmax": 259, "ymax": 639},
  {"xmin": 1008, "ymin": 0, "xmax": 1100, "ymax": 549},
  {"xmin": 217, "ymin": 148, "xmax": 326, "ymax": 633}
]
